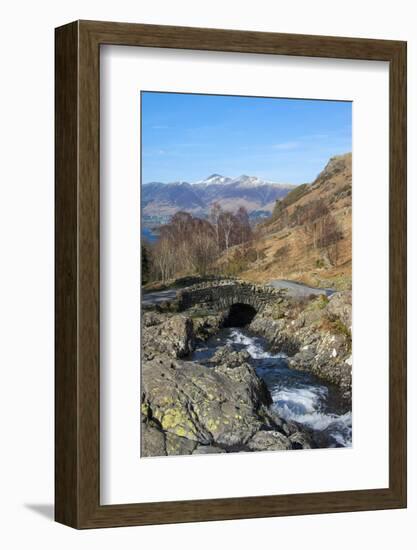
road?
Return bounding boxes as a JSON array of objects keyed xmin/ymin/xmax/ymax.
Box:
[
  {"xmin": 142, "ymin": 289, "xmax": 178, "ymax": 306},
  {"xmin": 268, "ymin": 279, "xmax": 335, "ymax": 299}
]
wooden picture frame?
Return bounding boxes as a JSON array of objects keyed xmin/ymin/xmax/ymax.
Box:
[{"xmin": 55, "ymin": 20, "xmax": 407, "ymax": 528}]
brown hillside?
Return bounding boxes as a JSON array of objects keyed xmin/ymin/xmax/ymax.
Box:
[{"xmin": 219, "ymin": 153, "xmax": 352, "ymax": 290}]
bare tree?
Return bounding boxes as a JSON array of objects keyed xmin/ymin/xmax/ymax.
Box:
[
  {"xmin": 251, "ymin": 225, "xmax": 264, "ymax": 265},
  {"xmin": 235, "ymin": 206, "xmax": 252, "ymax": 245},
  {"xmin": 317, "ymin": 214, "xmax": 343, "ymax": 266},
  {"xmin": 151, "ymin": 237, "xmax": 177, "ymax": 282},
  {"xmin": 209, "ymin": 202, "xmax": 222, "ymax": 249},
  {"xmin": 189, "ymin": 231, "xmax": 218, "ymax": 275},
  {"xmin": 150, "ymin": 210, "xmax": 220, "ymax": 280},
  {"xmin": 219, "ymin": 211, "xmax": 235, "ymax": 252}
]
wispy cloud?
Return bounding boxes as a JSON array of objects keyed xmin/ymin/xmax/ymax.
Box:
[
  {"xmin": 272, "ymin": 141, "xmax": 300, "ymax": 151},
  {"xmin": 151, "ymin": 125, "xmax": 169, "ymax": 130}
]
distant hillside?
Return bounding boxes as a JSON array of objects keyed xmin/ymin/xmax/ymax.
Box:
[
  {"xmin": 218, "ymin": 153, "xmax": 352, "ymax": 290},
  {"xmin": 142, "ymin": 174, "xmax": 296, "ymax": 222}
]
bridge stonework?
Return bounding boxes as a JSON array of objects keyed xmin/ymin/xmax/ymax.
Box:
[{"xmin": 176, "ymin": 280, "xmax": 284, "ymax": 313}]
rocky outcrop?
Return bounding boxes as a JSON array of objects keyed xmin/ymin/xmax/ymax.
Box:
[
  {"xmin": 142, "ymin": 310, "xmax": 224, "ymax": 361},
  {"xmin": 190, "ymin": 312, "xmax": 224, "ymax": 341},
  {"xmin": 326, "ymin": 290, "xmax": 352, "ymax": 328},
  {"xmin": 250, "ymin": 292, "xmax": 352, "ymax": 400},
  {"xmin": 141, "ymin": 337, "xmax": 311, "ymax": 456},
  {"xmin": 142, "ymin": 312, "xmax": 195, "ymax": 360},
  {"xmin": 141, "ymin": 356, "xmax": 271, "ymax": 448},
  {"xmin": 208, "ymin": 345, "xmax": 252, "ymax": 370}
]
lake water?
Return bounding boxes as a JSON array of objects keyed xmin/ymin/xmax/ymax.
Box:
[{"xmin": 142, "ymin": 226, "xmax": 158, "ymax": 243}]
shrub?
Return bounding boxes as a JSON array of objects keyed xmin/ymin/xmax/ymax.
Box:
[
  {"xmin": 243, "ymin": 247, "xmax": 258, "ymax": 263},
  {"xmin": 322, "ymin": 313, "xmax": 352, "ymax": 349},
  {"xmin": 277, "ymin": 231, "xmax": 291, "ymax": 241},
  {"xmin": 223, "ymin": 252, "xmax": 249, "ymax": 276},
  {"xmin": 281, "ymin": 184, "xmax": 309, "ymax": 208},
  {"xmin": 274, "ymin": 244, "xmax": 291, "ymax": 260},
  {"xmin": 332, "ymin": 318, "xmax": 351, "ymax": 340}
]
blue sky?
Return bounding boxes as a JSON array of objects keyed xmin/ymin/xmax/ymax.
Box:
[{"xmin": 141, "ymin": 92, "xmax": 351, "ymax": 184}]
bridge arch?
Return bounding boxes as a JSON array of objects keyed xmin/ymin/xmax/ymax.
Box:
[{"xmin": 222, "ymin": 303, "xmax": 257, "ymax": 327}]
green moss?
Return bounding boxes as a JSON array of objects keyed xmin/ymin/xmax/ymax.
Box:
[
  {"xmin": 332, "ymin": 318, "xmax": 351, "ymax": 341},
  {"xmin": 316, "ymin": 273, "xmax": 352, "ymax": 292},
  {"xmin": 270, "ymin": 302, "xmax": 285, "ymax": 320},
  {"xmin": 187, "ymin": 308, "xmax": 215, "ymax": 319},
  {"xmin": 323, "ymin": 315, "xmax": 352, "ymax": 350},
  {"xmin": 307, "ymin": 294, "xmax": 329, "ymax": 312}
]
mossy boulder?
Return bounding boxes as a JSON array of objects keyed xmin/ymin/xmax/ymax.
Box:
[{"xmin": 141, "ymin": 355, "xmax": 273, "ymax": 451}]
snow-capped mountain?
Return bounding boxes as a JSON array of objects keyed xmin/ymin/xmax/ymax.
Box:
[
  {"xmin": 229, "ymin": 175, "xmax": 274, "ymax": 188},
  {"xmin": 194, "ymin": 174, "xmax": 233, "ymax": 186},
  {"xmin": 194, "ymin": 174, "xmax": 281, "ymax": 189},
  {"xmin": 142, "ymin": 173, "xmax": 297, "ymax": 222}
]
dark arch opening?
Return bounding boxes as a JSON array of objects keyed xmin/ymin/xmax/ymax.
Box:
[{"xmin": 222, "ymin": 303, "xmax": 257, "ymax": 328}]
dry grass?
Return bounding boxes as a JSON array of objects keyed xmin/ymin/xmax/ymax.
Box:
[{"xmin": 219, "ymin": 153, "xmax": 352, "ymax": 291}]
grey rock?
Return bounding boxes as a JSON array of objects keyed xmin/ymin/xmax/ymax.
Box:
[
  {"xmin": 142, "ymin": 311, "xmax": 164, "ymax": 328},
  {"xmin": 289, "ymin": 431, "xmax": 312, "ymax": 449},
  {"xmin": 141, "ymin": 417, "xmax": 166, "ymax": 457},
  {"xmin": 248, "ymin": 430, "xmax": 292, "ymax": 451},
  {"xmin": 209, "ymin": 345, "xmax": 252, "ymax": 369},
  {"xmin": 327, "ymin": 291, "xmax": 352, "ymax": 328},
  {"xmin": 165, "ymin": 432, "xmax": 197, "ymax": 456},
  {"xmin": 193, "ymin": 445, "xmax": 227, "ymax": 455},
  {"xmin": 192, "ymin": 313, "xmax": 223, "ymax": 341},
  {"xmin": 142, "ymin": 314, "xmax": 195, "ymax": 359}
]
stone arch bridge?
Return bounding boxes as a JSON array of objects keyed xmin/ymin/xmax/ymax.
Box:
[{"xmin": 176, "ymin": 279, "xmax": 284, "ymax": 314}]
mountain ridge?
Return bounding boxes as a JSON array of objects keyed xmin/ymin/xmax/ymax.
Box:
[{"xmin": 142, "ymin": 173, "xmax": 298, "ymax": 221}]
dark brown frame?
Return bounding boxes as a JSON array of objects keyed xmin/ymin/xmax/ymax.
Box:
[{"xmin": 55, "ymin": 20, "xmax": 407, "ymax": 529}]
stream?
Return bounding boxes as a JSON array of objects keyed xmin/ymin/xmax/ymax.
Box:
[{"xmin": 192, "ymin": 328, "xmax": 352, "ymax": 449}]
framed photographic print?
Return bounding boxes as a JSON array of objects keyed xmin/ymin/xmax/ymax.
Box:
[{"xmin": 55, "ymin": 20, "xmax": 407, "ymax": 528}]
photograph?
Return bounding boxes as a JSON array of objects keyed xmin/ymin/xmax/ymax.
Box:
[{"xmin": 140, "ymin": 91, "xmax": 353, "ymax": 457}]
